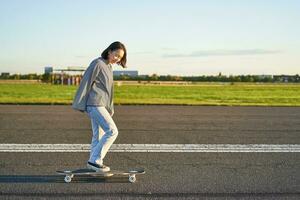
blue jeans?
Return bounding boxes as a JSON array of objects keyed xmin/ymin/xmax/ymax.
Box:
[{"xmin": 86, "ymin": 106, "xmax": 118, "ymax": 165}]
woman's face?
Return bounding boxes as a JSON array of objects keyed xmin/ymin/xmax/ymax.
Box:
[{"xmin": 108, "ymin": 49, "xmax": 124, "ymax": 64}]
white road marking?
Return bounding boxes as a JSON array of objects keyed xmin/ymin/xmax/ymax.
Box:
[{"xmin": 0, "ymin": 144, "xmax": 299, "ymax": 152}]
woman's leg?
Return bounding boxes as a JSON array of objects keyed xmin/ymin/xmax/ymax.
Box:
[
  {"xmin": 86, "ymin": 106, "xmax": 118, "ymax": 165},
  {"xmin": 88, "ymin": 115, "xmax": 105, "ymax": 163}
]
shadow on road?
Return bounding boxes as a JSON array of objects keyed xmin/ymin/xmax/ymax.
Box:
[{"xmin": 0, "ymin": 175, "xmax": 130, "ymax": 183}]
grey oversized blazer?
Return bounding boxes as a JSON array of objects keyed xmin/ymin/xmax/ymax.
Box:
[{"xmin": 72, "ymin": 57, "xmax": 114, "ymax": 116}]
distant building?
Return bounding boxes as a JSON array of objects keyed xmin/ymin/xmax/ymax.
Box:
[
  {"xmin": 44, "ymin": 66, "xmax": 53, "ymax": 74},
  {"xmin": 257, "ymin": 75, "xmax": 273, "ymax": 79},
  {"xmin": 1, "ymin": 72, "xmax": 10, "ymax": 78},
  {"xmin": 42, "ymin": 66, "xmax": 86, "ymax": 85},
  {"xmin": 113, "ymin": 70, "xmax": 138, "ymax": 77},
  {"xmin": 273, "ymin": 75, "xmax": 299, "ymax": 82},
  {"xmin": 55, "ymin": 66, "xmax": 86, "ymax": 72}
]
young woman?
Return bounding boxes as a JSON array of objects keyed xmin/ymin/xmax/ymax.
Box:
[{"xmin": 72, "ymin": 41, "xmax": 127, "ymax": 172}]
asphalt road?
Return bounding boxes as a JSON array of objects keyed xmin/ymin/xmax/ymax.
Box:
[{"xmin": 0, "ymin": 105, "xmax": 299, "ymax": 199}]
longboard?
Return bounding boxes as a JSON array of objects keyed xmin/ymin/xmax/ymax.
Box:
[{"xmin": 56, "ymin": 168, "xmax": 145, "ymax": 183}]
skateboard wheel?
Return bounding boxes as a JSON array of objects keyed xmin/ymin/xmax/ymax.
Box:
[
  {"xmin": 129, "ymin": 175, "xmax": 136, "ymax": 183},
  {"xmin": 64, "ymin": 175, "xmax": 72, "ymax": 183}
]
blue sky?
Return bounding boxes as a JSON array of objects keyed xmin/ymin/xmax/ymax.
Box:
[{"xmin": 0, "ymin": 0, "xmax": 299, "ymax": 76}]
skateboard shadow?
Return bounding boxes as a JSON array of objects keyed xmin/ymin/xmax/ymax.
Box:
[{"xmin": 0, "ymin": 175, "xmax": 131, "ymax": 183}]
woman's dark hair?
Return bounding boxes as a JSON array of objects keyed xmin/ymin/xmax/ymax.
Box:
[{"xmin": 101, "ymin": 41, "xmax": 127, "ymax": 68}]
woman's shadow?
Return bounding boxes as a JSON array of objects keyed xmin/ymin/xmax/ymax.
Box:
[{"xmin": 0, "ymin": 174, "xmax": 131, "ymax": 183}]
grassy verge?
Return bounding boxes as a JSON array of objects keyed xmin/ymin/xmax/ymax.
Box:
[{"xmin": 0, "ymin": 83, "xmax": 299, "ymax": 106}]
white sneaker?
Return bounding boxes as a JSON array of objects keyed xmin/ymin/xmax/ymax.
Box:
[{"xmin": 87, "ymin": 161, "xmax": 110, "ymax": 172}]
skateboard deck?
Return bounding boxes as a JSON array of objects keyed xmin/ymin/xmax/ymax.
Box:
[{"xmin": 56, "ymin": 168, "xmax": 145, "ymax": 183}]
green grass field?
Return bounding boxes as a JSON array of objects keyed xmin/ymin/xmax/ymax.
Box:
[{"xmin": 0, "ymin": 83, "xmax": 299, "ymax": 106}]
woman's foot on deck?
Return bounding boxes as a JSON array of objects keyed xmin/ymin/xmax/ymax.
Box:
[{"xmin": 87, "ymin": 161, "xmax": 110, "ymax": 172}]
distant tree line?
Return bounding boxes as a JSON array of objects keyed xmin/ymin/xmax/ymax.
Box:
[
  {"xmin": 0, "ymin": 72, "xmax": 299, "ymax": 83},
  {"xmin": 0, "ymin": 73, "xmax": 44, "ymax": 80},
  {"xmin": 115, "ymin": 74, "xmax": 299, "ymax": 83}
]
